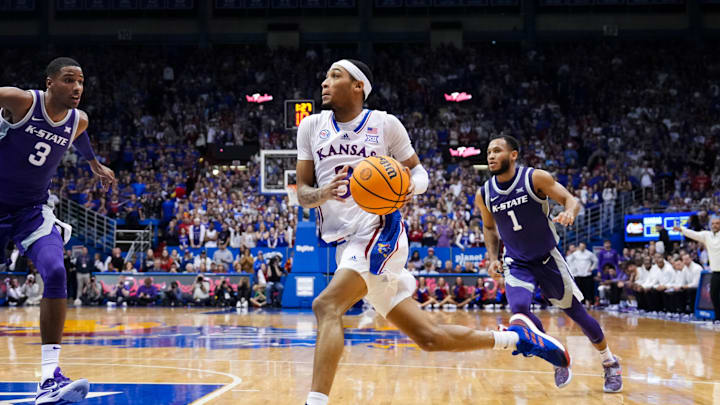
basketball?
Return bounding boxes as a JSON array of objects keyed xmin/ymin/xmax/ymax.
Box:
[{"xmin": 350, "ymin": 155, "xmax": 410, "ymax": 216}]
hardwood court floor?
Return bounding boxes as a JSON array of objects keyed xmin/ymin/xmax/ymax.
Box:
[{"xmin": 0, "ymin": 306, "xmax": 718, "ymax": 405}]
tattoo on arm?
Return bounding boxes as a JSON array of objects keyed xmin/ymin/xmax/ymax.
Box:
[{"xmin": 297, "ymin": 184, "xmax": 324, "ymax": 208}]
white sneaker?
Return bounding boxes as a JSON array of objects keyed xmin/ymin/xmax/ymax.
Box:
[
  {"xmin": 35, "ymin": 367, "xmax": 89, "ymax": 404},
  {"xmin": 73, "ymin": 298, "xmax": 82, "ymax": 306}
]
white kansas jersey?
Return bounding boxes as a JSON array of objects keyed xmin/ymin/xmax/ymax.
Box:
[{"xmin": 297, "ymin": 109, "xmax": 416, "ymax": 242}]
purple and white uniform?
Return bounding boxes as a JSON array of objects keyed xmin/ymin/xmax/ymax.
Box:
[
  {"xmin": 0, "ymin": 90, "xmax": 78, "ymax": 298},
  {"xmin": 481, "ymin": 166, "xmax": 583, "ymax": 309}
]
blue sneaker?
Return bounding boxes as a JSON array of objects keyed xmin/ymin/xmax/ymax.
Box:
[
  {"xmin": 507, "ymin": 314, "xmax": 571, "ymax": 368},
  {"xmin": 35, "ymin": 367, "xmax": 89, "ymax": 404},
  {"xmin": 554, "ymin": 366, "xmax": 573, "ymax": 388}
]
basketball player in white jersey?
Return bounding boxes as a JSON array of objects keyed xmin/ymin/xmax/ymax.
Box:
[{"xmin": 296, "ymin": 59, "xmax": 572, "ymax": 405}]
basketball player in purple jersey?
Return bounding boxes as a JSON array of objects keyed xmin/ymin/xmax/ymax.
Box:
[
  {"xmin": 0, "ymin": 57, "xmax": 115, "ymax": 403},
  {"xmin": 476, "ymin": 135, "xmax": 622, "ymax": 392}
]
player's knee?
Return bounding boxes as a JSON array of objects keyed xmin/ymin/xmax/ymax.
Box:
[
  {"xmin": 41, "ymin": 262, "xmax": 67, "ymax": 299},
  {"xmin": 312, "ymin": 293, "xmax": 341, "ymax": 320}
]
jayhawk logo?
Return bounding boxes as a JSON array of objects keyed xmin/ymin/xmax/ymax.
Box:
[{"xmin": 377, "ymin": 243, "xmax": 392, "ymax": 258}]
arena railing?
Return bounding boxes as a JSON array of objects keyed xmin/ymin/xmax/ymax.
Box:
[{"xmin": 55, "ymin": 197, "xmax": 116, "ymax": 253}]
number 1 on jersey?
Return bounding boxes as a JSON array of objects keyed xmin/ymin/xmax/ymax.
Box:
[{"xmin": 507, "ymin": 210, "xmax": 523, "ymax": 231}]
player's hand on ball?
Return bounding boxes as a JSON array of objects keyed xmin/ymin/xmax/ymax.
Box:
[
  {"xmin": 401, "ymin": 166, "xmax": 415, "ymax": 204},
  {"xmin": 322, "ymin": 165, "xmax": 350, "ymax": 203},
  {"xmin": 553, "ymin": 211, "xmax": 575, "ymax": 226},
  {"xmin": 488, "ymin": 260, "xmax": 504, "ymax": 276}
]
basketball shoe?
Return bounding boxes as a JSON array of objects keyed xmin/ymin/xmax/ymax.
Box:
[
  {"xmin": 35, "ymin": 367, "xmax": 89, "ymax": 404},
  {"xmin": 507, "ymin": 314, "xmax": 571, "ymax": 368},
  {"xmin": 602, "ymin": 356, "xmax": 623, "ymax": 393},
  {"xmin": 498, "ymin": 321, "xmax": 573, "ymax": 387}
]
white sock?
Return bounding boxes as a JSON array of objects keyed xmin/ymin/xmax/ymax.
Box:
[
  {"xmin": 41, "ymin": 344, "xmax": 61, "ymax": 382},
  {"xmin": 599, "ymin": 346, "xmax": 614, "ymax": 363},
  {"xmin": 306, "ymin": 392, "xmax": 329, "ymax": 405},
  {"xmin": 491, "ymin": 331, "xmax": 519, "ymax": 350}
]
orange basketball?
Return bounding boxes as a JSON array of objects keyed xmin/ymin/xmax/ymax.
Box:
[{"xmin": 350, "ymin": 155, "xmax": 411, "ymax": 216}]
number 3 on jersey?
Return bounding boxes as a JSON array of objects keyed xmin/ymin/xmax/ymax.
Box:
[
  {"xmin": 507, "ymin": 210, "xmax": 523, "ymax": 231},
  {"xmin": 28, "ymin": 141, "xmax": 51, "ymax": 167}
]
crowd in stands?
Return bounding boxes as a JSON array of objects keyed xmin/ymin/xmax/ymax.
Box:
[{"xmin": 1, "ymin": 40, "xmax": 719, "ymax": 313}]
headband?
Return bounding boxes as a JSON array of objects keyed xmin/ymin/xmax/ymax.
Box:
[{"xmin": 331, "ymin": 59, "xmax": 372, "ymax": 100}]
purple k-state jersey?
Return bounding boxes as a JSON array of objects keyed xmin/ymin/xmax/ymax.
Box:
[
  {"xmin": 482, "ymin": 166, "xmax": 560, "ymax": 262},
  {"xmin": 0, "ymin": 90, "xmax": 79, "ymax": 208}
]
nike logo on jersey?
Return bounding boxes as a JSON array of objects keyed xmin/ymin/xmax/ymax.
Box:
[
  {"xmin": 31, "ymin": 117, "xmax": 44, "ymax": 121},
  {"xmin": 491, "ymin": 195, "xmax": 529, "ymax": 213},
  {"xmin": 491, "ymin": 196, "xmax": 500, "ymax": 202},
  {"xmin": 543, "ymin": 256, "xmax": 551, "ymax": 264}
]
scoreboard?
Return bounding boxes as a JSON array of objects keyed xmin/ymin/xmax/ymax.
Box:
[
  {"xmin": 624, "ymin": 212, "xmax": 695, "ymax": 243},
  {"xmin": 285, "ymin": 100, "xmax": 314, "ymax": 129}
]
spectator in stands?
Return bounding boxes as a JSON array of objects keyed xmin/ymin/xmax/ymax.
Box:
[
  {"xmin": 237, "ymin": 247, "xmax": 254, "ymax": 273},
  {"xmin": 189, "ymin": 217, "xmax": 206, "ymax": 248},
  {"xmin": 462, "ymin": 262, "xmax": 477, "ymax": 273},
  {"xmin": 76, "ymin": 247, "xmax": 92, "ymax": 301},
  {"xmin": 602, "ymin": 180, "xmax": 617, "ymax": 229},
  {"xmin": 567, "ymin": 242, "xmax": 598, "ymax": 307},
  {"xmin": 435, "ymin": 218, "xmax": 454, "ymax": 248},
  {"xmin": 253, "ymin": 251, "xmax": 266, "ymax": 273},
  {"xmin": 204, "ymin": 222, "xmax": 219, "ymax": 248},
  {"xmin": 213, "ymin": 279, "xmax": 236, "ymax": 307},
  {"xmin": 213, "ymin": 242, "xmax": 234, "ymax": 270},
  {"xmin": 4, "ymin": 277, "xmax": 25, "ymax": 306},
  {"xmin": 107, "ymin": 276, "xmax": 131, "ymax": 307},
  {"xmin": 157, "ymin": 249, "xmax": 173, "ymax": 272},
  {"xmin": 134, "ymin": 277, "xmax": 158, "ymax": 306},
  {"xmin": 408, "ymin": 222, "xmax": 423, "ymax": 248},
  {"xmin": 123, "ymin": 261, "xmax": 137, "ymax": 273},
  {"xmin": 142, "ymin": 249, "xmax": 156, "ymax": 272},
  {"xmin": 21, "ymin": 275, "xmax": 42, "ymax": 306},
  {"xmin": 194, "ymin": 250, "xmax": 212, "ymax": 271},
  {"xmin": 408, "ymin": 251, "xmax": 423, "ymax": 270},
  {"xmin": 266, "ymin": 257, "xmax": 286, "ymax": 307},
  {"xmin": 80, "ymin": 276, "xmax": 103, "ymax": 306},
  {"xmin": 441, "ymin": 260, "xmax": 453, "ymax": 273},
  {"xmin": 93, "ymin": 253, "xmax": 106, "ymax": 272},
  {"xmin": 597, "ymin": 240, "xmax": 619, "ymax": 273},
  {"xmin": 178, "ymin": 249, "xmax": 192, "ymax": 270},
  {"xmin": 423, "ymin": 247, "xmax": 442, "ymax": 271},
  {"xmin": 105, "ymin": 247, "xmax": 124, "ymax": 272},
  {"xmin": 192, "ymin": 275, "xmax": 211, "ymax": 306}
]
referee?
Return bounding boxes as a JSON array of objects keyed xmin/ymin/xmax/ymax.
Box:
[{"xmin": 675, "ymin": 217, "xmax": 720, "ymax": 322}]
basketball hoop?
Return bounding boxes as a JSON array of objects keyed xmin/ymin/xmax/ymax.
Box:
[{"xmin": 286, "ymin": 184, "xmax": 299, "ymax": 207}]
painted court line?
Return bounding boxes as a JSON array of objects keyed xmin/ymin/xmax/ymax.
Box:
[
  {"xmin": 4, "ymin": 357, "xmax": 719, "ymax": 387},
  {"xmin": 4, "ymin": 362, "xmax": 242, "ymax": 404}
]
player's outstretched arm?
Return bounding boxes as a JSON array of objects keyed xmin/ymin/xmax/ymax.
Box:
[
  {"xmin": 532, "ymin": 169, "xmax": 581, "ymax": 227},
  {"xmin": 0, "ymin": 87, "xmax": 33, "ymax": 120},
  {"xmin": 475, "ymin": 189, "xmax": 502, "ymax": 275},
  {"xmin": 73, "ymin": 111, "xmax": 116, "ymax": 191},
  {"xmin": 296, "ymin": 160, "xmax": 349, "ymax": 208}
]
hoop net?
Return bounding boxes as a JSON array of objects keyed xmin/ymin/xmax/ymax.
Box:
[{"xmin": 286, "ymin": 184, "xmax": 299, "ymax": 207}]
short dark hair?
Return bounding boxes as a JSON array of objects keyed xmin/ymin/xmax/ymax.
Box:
[
  {"xmin": 489, "ymin": 134, "xmax": 520, "ymax": 152},
  {"xmin": 346, "ymin": 59, "xmax": 373, "ymax": 86},
  {"xmin": 46, "ymin": 57, "xmax": 81, "ymax": 77}
]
